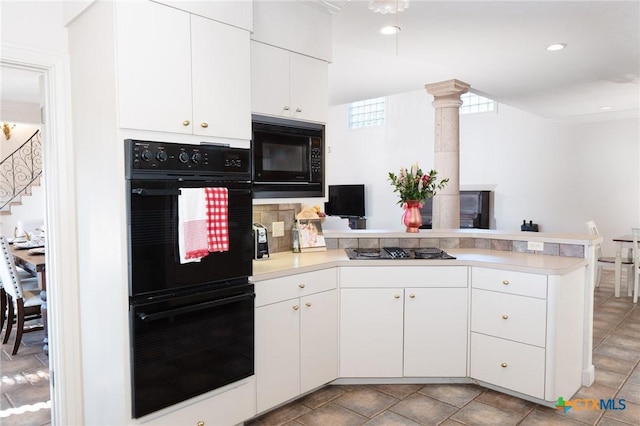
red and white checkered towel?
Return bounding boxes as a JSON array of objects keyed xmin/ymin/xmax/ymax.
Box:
[
  {"xmin": 206, "ymin": 187, "xmax": 229, "ymax": 252},
  {"xmin": 178, "ymin": 188, "xmax": 210, "ymax": 263}
]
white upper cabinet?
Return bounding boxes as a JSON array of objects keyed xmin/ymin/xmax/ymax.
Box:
[
  {"xmin": 191, "ymin": 15, "xmax": 251, "ymax": 140},
  {"xmin": 116, "ymin": 1, "xmax": 191, "ymax": 134},
  {"xmin": 251, "ymin": 41, "xmax": 329, "ymax": 123},
  {"xmin": 252, "ymin": 0, "xmax": 332, "ymax": 61},
  {"xmin": 152, "ymin": 0, "xmax": 253, "ymax": 31},
  {"xmin": 116, "ymin": 1, "xmax": 251, "ymax": 140}
]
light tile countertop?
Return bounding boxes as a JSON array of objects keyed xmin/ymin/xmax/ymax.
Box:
[{"xmin": 252, "ymin": 248, "xmax": 588, "ymax": 281}]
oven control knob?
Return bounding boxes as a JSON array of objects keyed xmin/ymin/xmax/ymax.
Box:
[
  {"xmin": 140, "ymin": 149, "xmax": 152, "ymax": 162},
  {"xmin": 156, "ymin": 150, "xmax": 168, "ymax": 162},
  {"xmin": 191, "ymin": 152, "xmax": 202, "ymax": 164},
  {"xmin": 178, "ymin": 152, "xmax": 189, "ymax": 163}
]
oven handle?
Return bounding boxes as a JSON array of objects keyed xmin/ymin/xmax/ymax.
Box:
[
  {"xmin": 132, "ymin": 188, "xmax": 252, "ymax": 196},
  {"xmin": 132, "ymin": 188, "xmax": 181, "ymax": 196},
  {"xmin": 137, "ymin": 292, "xmax": 255, "ymax": 322}
]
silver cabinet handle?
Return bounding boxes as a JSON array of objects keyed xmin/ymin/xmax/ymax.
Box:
[
  {"xmin": 501, "ymin": 363, "xmax": 508, "ymax": 368},
  {"xmin": 200, "ymin": 122, "xmax": 208, "ymax": 128},
  {"xmin": 502, "ymin": 280, "xmax": 509, "ymax": 285},
  {"xmin": 299, "ymin": 283, "xmax": 305, "ymax": 289},
  {"xmin": 296, "ymin": 107, "xmax": 302, "ymax": 112},
  {"xmin": 394, "ymin": 294, "xmax": 400, "ymax": 299},
  {"xmin": 502, "ymin": 314, "xmax": 509, "ymax": 320},
  {"xmin": 284, "ymin": 106, "xmax": 290, "ymax": 111},
  {"xmin": 305, "ymin": 303, "xmax": 312, "ymax": 307},
  {"xmin": 182, "ymin": 120, "xmax": 190, "ymax": 126},
  {"xmin": 293, "ymin": 305, "xmax": 299, "ymax": 311},
  {"xmin": 409, "ymin": 294, "xmax": 415, "ymax": 298}
]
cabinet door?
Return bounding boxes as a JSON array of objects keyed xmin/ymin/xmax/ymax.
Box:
[
  {"xmin": 300, "ymin": 290, "xmax": 338, "ymax": 394},
  {"xmin": 255, "ymin": 300, "xmax": 300, "ymax": 413},
  {"xmin": 290, "ymin": 53, "xmax": 328, "ymax": 122},
  {"xmin": 116, "ymin": 1, "xmax": 192, "ymax": 133},
  {"xmin": 404, "ymin": 288, "xmax": 468, "ymax": 377},
  {"xmin": 191, "ymin": 16, "xmax": 251, "ymax": 140},
  {"xmin": 340, "ymin": 289, "xmax": 403, "ymax": 377},
  {"xmin": 250, "ymin": 42, "xmax": 290, "ymax": 118}
]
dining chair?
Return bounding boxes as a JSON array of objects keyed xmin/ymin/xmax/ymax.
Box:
[
  {"xmin": 0, "ymin": 266, "xmax": 38, "ymax": 341},
  {"xmin": 585, "ymin": 221, "xmax": 634, "ymax": 291},
  {"xmin": 632, "ymin": 227, "xmax": 640, "ymax": 304},
  {"xmin": 0, "ymin": 236, "xmax": 43, "ymax": 355}
]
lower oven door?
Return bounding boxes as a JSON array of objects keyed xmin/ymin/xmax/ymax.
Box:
[{"xmin": 130, "ymin": 283, "xmax": 255, "ymax": 418}]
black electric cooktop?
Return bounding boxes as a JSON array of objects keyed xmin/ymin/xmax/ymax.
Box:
[{"xmin": 345, "ymin": 247, "xmax": 456, "ymax": 260}]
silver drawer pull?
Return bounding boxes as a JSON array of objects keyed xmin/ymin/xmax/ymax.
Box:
[
  {"xmin": 293, "ymin": 305, "xmax": 299, "ymax": 311},
  {"xmin": 409, "ymin": 294, "xmax": 415, "ymax": 298},
  {"xmin": 299, "ymin": 283, "xmax": 305, "ymax": 289},
  {"xmin": 501, "ymin": 363, "xmax": 508, "ymax": 368},
  {"xmin": 502, "ymin": 314, "xmax": 509, "ymax": 320},
  {"xmin": 502, "ymin": 280, "xmax": 509, "ymax": 285},
  {"xmin": 394, "ymin": 294, "xmax": 400, "ymax": 299},
  {"xmin": 305, "ymin": 303, "xmax": 312, "ymax": 307}
]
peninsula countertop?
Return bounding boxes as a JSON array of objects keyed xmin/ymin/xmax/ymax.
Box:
[{"xmin": 251, "ymin": 248, "xmax": 588, "ymax": 281}]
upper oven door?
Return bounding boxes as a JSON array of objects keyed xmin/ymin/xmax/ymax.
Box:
[{"xmin": 127, "ymin": 179, "xmax": 253, "ymax": 299}]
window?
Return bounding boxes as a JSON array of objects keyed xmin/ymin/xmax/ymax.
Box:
[
  {"xmin": 460, "ymin": 92, "xmax": 496, "ymax": 115},
  {"xmin": 349, "ymin": 97, "xmax": 385, "ymax": 129}
]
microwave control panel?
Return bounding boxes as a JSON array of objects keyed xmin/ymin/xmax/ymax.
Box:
[{"xmin": 310, "ymin": 137, "xmax": 323, "ymax": 183}]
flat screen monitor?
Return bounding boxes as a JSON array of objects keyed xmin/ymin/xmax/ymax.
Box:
[{"xmin": 325, "ymin": 184, "xmax": 365, "ymax": 218}]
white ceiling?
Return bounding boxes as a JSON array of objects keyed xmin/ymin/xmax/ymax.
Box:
[
  {"xmin": 2, "ymin": 1, "xmax": 638, "ymax": 122},
  {"xmin": 328, "ymin": 0, "xmax": 640, "ymax": 120}
]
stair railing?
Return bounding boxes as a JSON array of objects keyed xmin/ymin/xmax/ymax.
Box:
[{"xmin": 0, "ymin": 130, "xmax": 42, "ymax": 211}]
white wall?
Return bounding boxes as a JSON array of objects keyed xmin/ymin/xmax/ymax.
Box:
[
  {"xmin": 1, "ymin": 1, "xmax": 68, "ymax": 52},
  {"xmin": 326, "ymin": 89, "xmax": 640, "ymax": 254}
]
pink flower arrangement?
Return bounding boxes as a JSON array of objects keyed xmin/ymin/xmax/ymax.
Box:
[{"xmin": 388, "ymin": 163, "xmax": 449, "ymax": 205}]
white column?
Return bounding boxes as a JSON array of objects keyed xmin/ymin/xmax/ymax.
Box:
[{"xmin": 424, "ymin": 79, "xmax": 470, "ymax": 229}]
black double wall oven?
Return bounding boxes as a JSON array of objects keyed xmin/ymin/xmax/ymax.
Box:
[{"xmin": 125, "ymin": 140, "xmax": 254, "ymax": 418}]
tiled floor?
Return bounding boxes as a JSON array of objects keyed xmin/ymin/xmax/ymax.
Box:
[
  {"xmin": 1, "ymin": 270, "xmax": 638, "ymax": 426},
  {"xmin": 0, "ymin": 327, "xmax": 50, "ymax": 426},
  {"xmin": 248, "ymin": 270, "xmax": 640, "ymax": 426}
]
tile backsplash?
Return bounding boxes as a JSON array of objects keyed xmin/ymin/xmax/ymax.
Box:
[{"xmin": 252, "ymin": 203, "xmax": 302, "ymax": 254}]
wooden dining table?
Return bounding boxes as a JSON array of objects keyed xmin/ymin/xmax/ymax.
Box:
[
  {"xmin": 10, "ymin": 244, "xmax": 47, "ymax": 353},
  {"xmin": 612, "ymin": 234, "xmax": 634, "ymax": 298}
]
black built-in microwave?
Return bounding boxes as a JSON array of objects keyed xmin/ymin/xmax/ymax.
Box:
[{"xmin": 251, "ymin": 115, "xmax": 324, "ymax": 198}]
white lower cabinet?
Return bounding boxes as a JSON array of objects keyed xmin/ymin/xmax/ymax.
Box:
[
  {"xmin": 469, "ymin": 266, "xmax": 585, "ymax": 401},
  {"xmin": 470, "ymin": 333, "xmax": 545, "ymax": 398},
  {"xmin": 339, "ymin": 266, "xmax": 469, "ymax": 378},
  {"xmin": 255, "ymin": 269, "xmax": 338, "ymax": 414},
  {"xmin": 340, "ymin": 288, "xmax": 404, "ymax": 377},
  {"xmin": 404, "ymin": 287, "xmax": 468, "ymax": 377}
]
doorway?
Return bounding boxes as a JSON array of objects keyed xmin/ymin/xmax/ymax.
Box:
[{"xmin": 1, "ymin": 49, "xmax": 84, "ymax": 425}]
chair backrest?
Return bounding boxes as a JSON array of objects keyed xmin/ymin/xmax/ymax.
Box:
[
  {"xmin": 632, "ymin": 227, "xmax": 640, "ymax": 265},
  {"xmin": 0, "ymin": 236, "xmax": 25, "ymax": 300},
  {"xmin": 586, "ymin": 220, "xmax": 604, "ymax": 259}
]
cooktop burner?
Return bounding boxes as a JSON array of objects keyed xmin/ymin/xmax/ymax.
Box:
[{"xmin": 345, "ymin": 247, "xmax": 456, "ymax": 260}]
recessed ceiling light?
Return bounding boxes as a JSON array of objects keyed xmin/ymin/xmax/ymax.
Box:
[
  {"xmin": 546, "ymin": 43, "xmax": 567, "ymax": 51},
  {"xmin": 380, "ymin": 25, "xmax": 401, "ymax": 35}
]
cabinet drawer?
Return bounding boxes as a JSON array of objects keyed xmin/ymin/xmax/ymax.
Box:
[
  {"xmin": 471, "ymin": 289, "xmax": 547, "ymax": 347},
  {"xmin": 472, "ymin": 267, "xmax": 547, "ymax": 299},
  {"xmin": 340, "ymin": 266, "xmax": 468, "ymax": 288},
  {"xmin": 254, "ymin": 268, "xmax": 337, "ymax": 307},
  {"xmin": 470, "ymin": 333, "xmax": 545, "ymax": 399}
]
